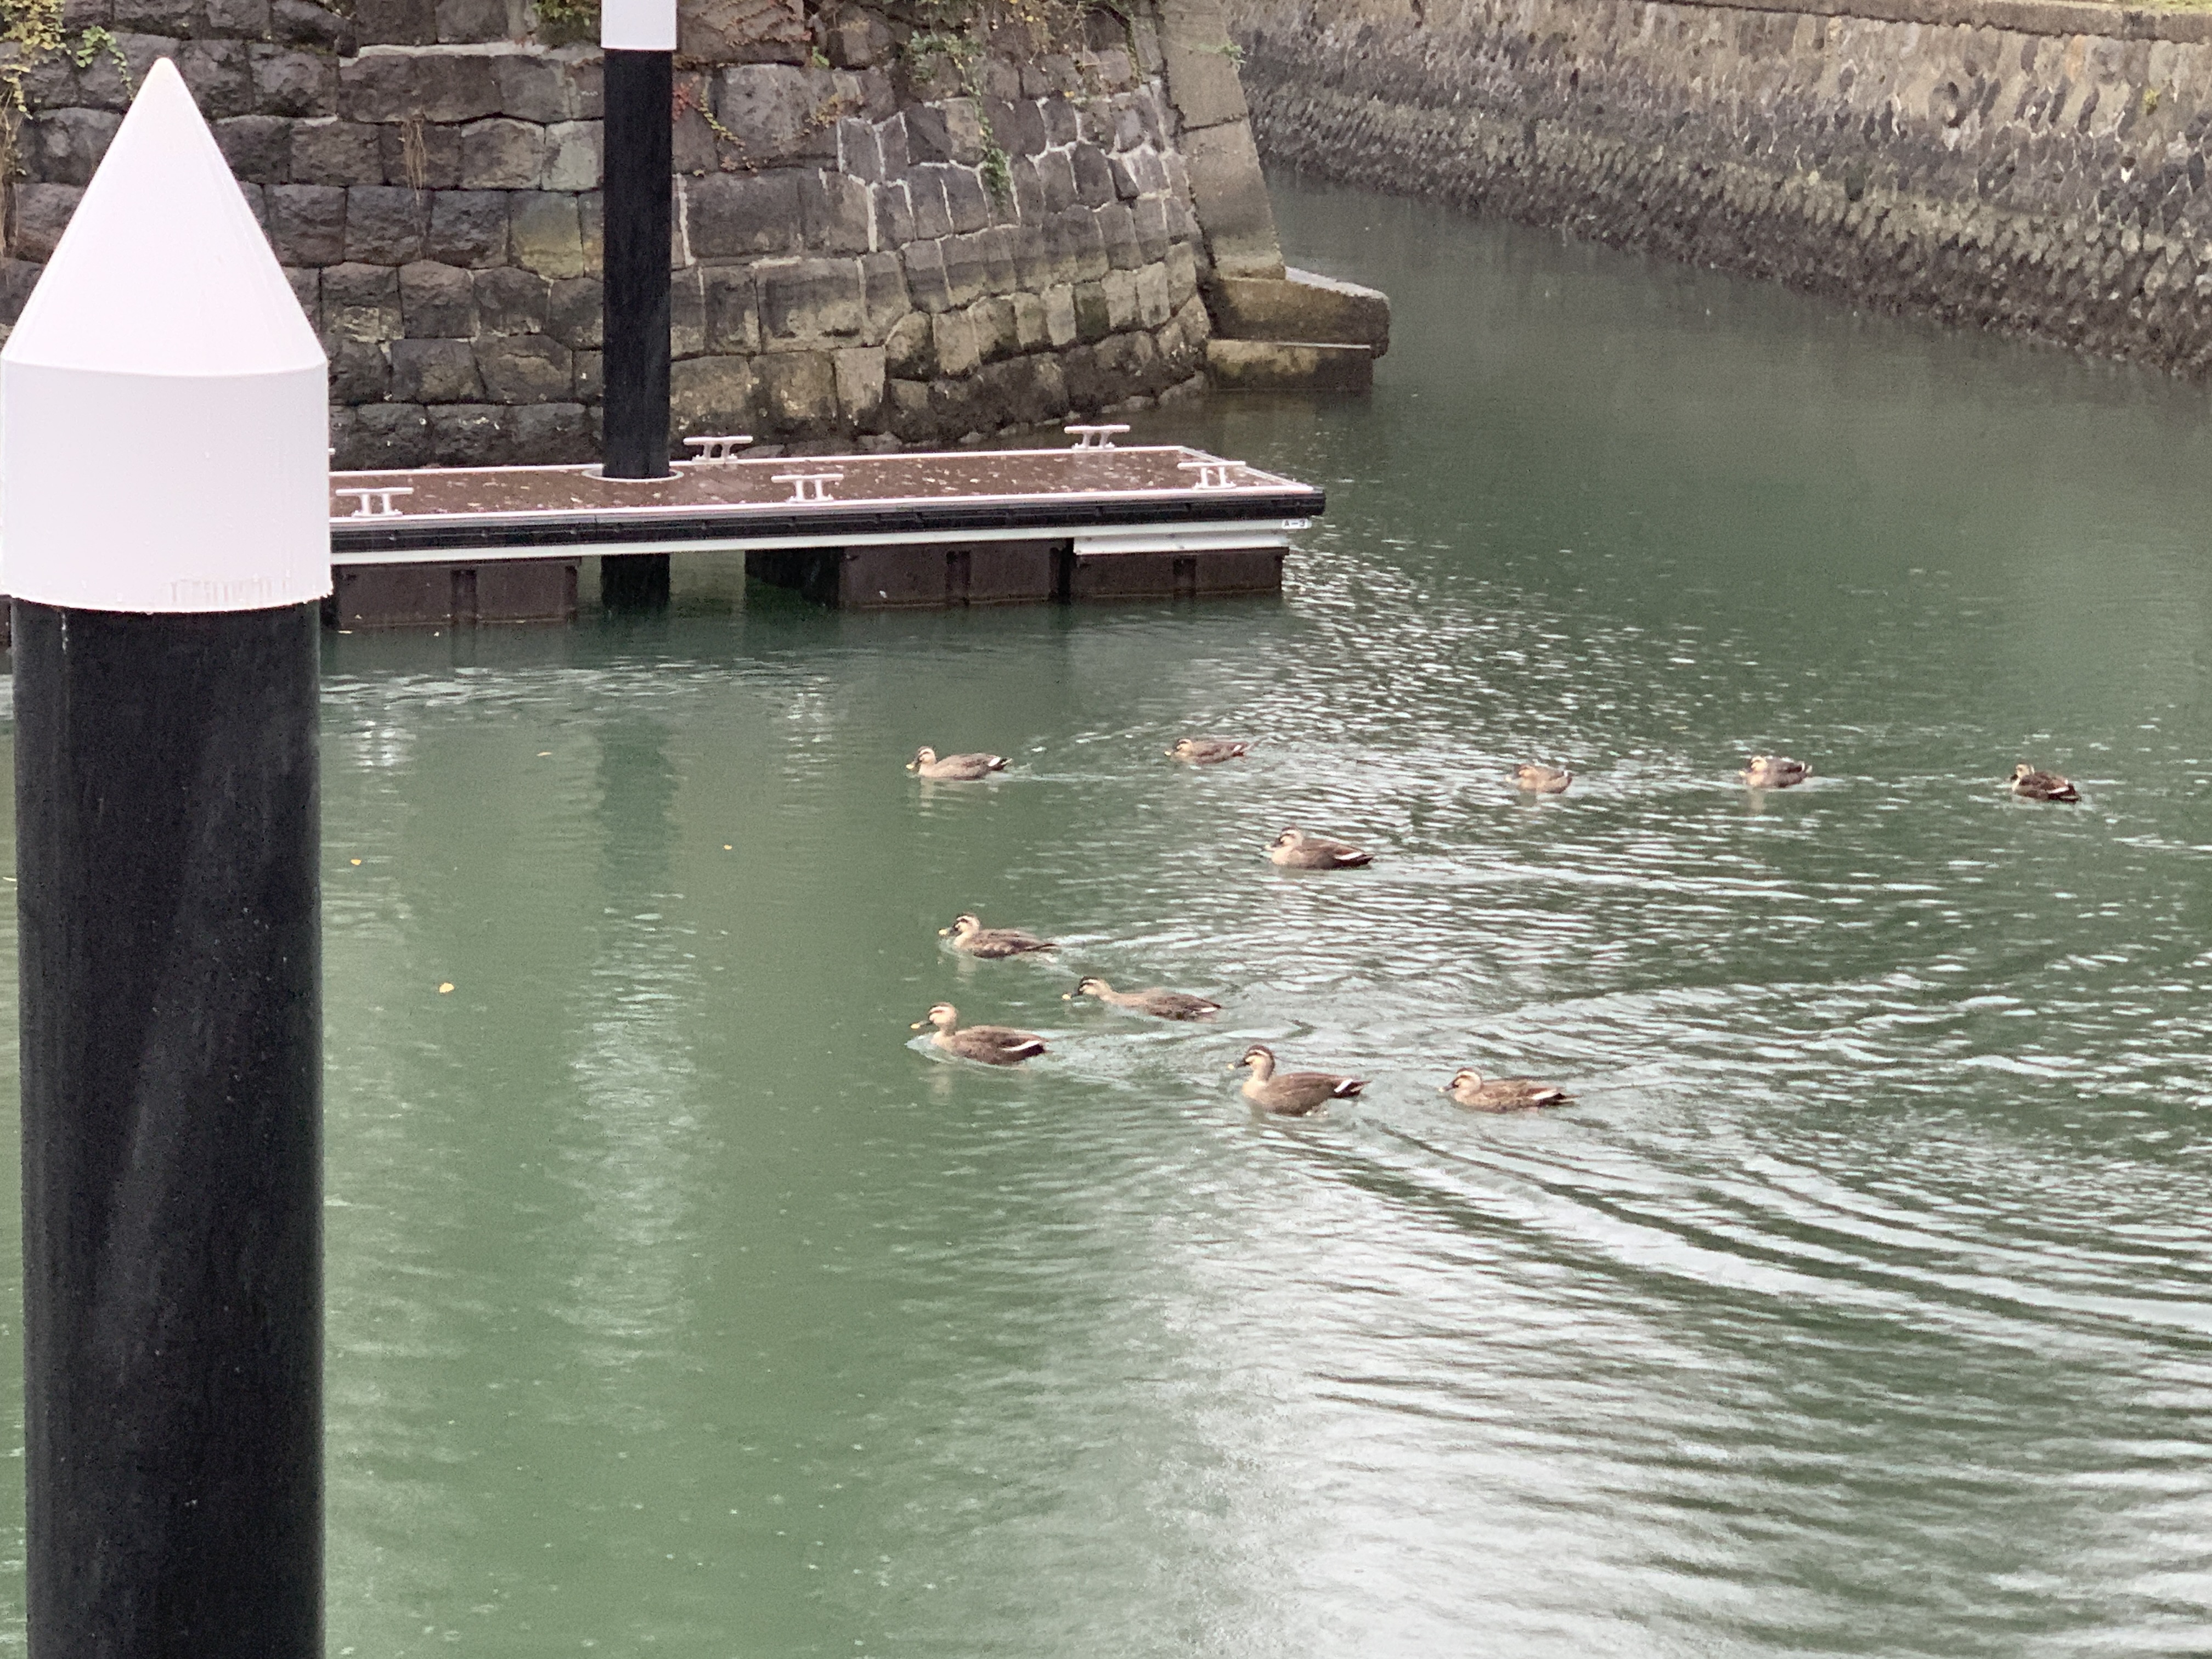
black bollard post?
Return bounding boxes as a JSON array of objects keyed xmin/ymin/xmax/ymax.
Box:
[
  {"xmin": 1, "ymin": 59, "xmax": 329, "ymax": 1658},
  {"xmin": 15, "ymin": 605, "xmax": 324, "ymax": 1657},
  {"xmin": 600, "ymin": 0, "xmax": 676, "ymax": 607}
]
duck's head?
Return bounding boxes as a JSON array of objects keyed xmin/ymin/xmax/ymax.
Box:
[
  {"xmin": 907, "ymin": 746, "xmax": 938, "ymax": 771},
  {"xmin": 910, "ymin": 1003, "xmax": 958, "ymax": 1032},
  {"xmin": 1235, "ymin": 1044, "xmax": 1276, "ymax": 1077},
  {"xmin": 1270, "ymin": 828, "xmax": 1302, "ymax": 849},
  {"xmin": 1066, "ymin": 977, "xmax": 1110, "ymax": 1001},
  {"xmin": 2010, "ymin": 763, "xmax": 2035, "ymax": 781},
  {"xmin": 939, "ymin": 912, "xmax": 981, "ymax": 939},
  {"xmin": 1166, "ymin": 738, "xmax": 1194, "ymax": 758},
  {"xmin": 1442, "ymin": 1068, "xmax": 1483, "ymax": 1093}
]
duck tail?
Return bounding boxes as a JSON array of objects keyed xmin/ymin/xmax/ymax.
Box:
[
  {"xmin": 1335, "ymin": 1078, "xmax": 1370, "ymax": 1098},
  {"xmin": 1338, "ymin": 853, "xmax": 1374, "ymax": 868},
  {"xmin": 986, "ymin": 755, "xmax": 1009, "ymax": 771},
  {"xmin": 1012, "ymin": 1040, "xmax": 1048, "ymax": 1059}
]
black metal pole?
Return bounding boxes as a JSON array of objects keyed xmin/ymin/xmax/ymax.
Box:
[
  {"xmin": 602, "ymin": 45, "xmax": 674, "ymax": 606},
  {"xmin": 16, "ymin": 600, "xmax": 323, "ymax": 1659}
]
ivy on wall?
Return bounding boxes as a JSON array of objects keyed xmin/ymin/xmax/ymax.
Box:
[{"xmin": 0, "ymin": 0, "xmax": 133, "ymax": 194}]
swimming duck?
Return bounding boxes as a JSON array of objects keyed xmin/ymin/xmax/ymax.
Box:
[
  {"xmin": 1167, "ymin": 738, "xmax": 1251, "ymax": 765},
  {"xmin": 911, "ymin": 1003, "xmax": 1047, "ymax": 1065},
  {"xmin": 940, "ymin": 913, "xmax": 1056, "ymax": 957},
  {"xmin": 1740, "ymin": 755, "xmax": 1810, "ymax": 789},
  {"xmin": 1514, "ymin": 763, "xmax": 1572, "ymax": 795},
  {"xmin": 1235, "ymin": 1044, "xmax": 1369, "ymax": 1115},
  {"xmin": 907, "ymin": 746, "xmax": 1008, "ymax": 781},
  {"xmin": 1266, "ymin": 827, "xmax": 1373, "ymax": 869},
  {"xmin": 1441, "ymin": 1068, "xmax": 1571, "ymax": 1111},
  {"xmin": 1064, "ymin": 977, "xmax": 1221, "ymax": 1020},
  {"xmin": 2007, "ymin": 763, "xmax": 2079, "ymax": 803}
]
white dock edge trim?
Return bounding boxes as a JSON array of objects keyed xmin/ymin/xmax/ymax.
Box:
[{"xmin": 1072, "ymin": 526, "xmax": 1300, "ymax": 556}]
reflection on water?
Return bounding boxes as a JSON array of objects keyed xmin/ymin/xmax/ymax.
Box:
[{"xmin": 1, "ymin": 174, "xmax": 2211, "ymax": 1654}]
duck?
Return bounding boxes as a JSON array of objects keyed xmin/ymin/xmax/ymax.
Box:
[
  {"xmin": 940, "ymin": 912, "xmax": 1056, "ymax": 957},
  {"xmin": 1514, "ymin": 763, "xmax": 1572, "ymax": 795},
  {"xmin": 907, "ymin": 746, "xmax": 1008, "ymax": 781},
  {"xmin": 911, "ymin": 1003, "xmax": 1047, "ymax": 1065},
  {"xmin": 1265, "ymin": 827, "xmax": 1373, "ymax": 868},
  {"xmin": 1064, "ymin": 977, "xmax": 1221, "ymax": 1021},
  {"xmin": 1235, "ymin": 1044, "xmax": 1369, "ymax": 1115},
  {"xmin": 1441, "ymin": 1068, "xmax": 1571, "ymax": 1111},
  {"xmin": 1167, "ymin": 737, "xmax": 1251, "ymax": 765},
  {"xmin": 2007, "ymin": 763, "xmax": 2079, "ymax": 803},
  {"xmin": 1740, "ymin": 754, "xmax": 1810, "ymax": 789}
]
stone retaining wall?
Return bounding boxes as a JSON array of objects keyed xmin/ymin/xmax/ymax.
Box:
[
  {"xmin": 0, "ymin": 0, "xmax": 1253, "ymax": 465},
  {"xmin": 1223, "ymin": 0, "xmax": 2212, "ymax": 377}
]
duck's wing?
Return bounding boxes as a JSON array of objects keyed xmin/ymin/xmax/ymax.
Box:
[
  {"xmin": 1282, "ymin": 1070, "xmax": 1367, "ymax": 1101},
  {"xmin": 1148, "ymin": 992, "xmax": 1221, "ymax": 1018},
  {"xmin": 967, "ymin": 929, "xmax": 1052, "ymax": 955},
  {"xmin": 962, "ymin": 1026, "xmax": 1047, "ymax": 1057},
  {"xmin": 1502, "ymin": 1079, "xmax": 1571, "ymax": 1107}
]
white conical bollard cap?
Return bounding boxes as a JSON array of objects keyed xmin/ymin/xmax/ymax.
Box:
[
  {"xmin": 602, "ymin": 0, "xmax": 675, "ymax": 51},
  {"xmin": 1, "ymin": 57, "xmax": 329, "ymax": 613}
]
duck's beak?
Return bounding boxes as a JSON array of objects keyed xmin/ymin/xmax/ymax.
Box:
[
  {"xmin": 1062, "ymin": 992, "xmax": 1075, "ymax": 1000},
  {"xmin": 936, "ymin": 926, "xmax": 951, "ymax": 936},
  {"xmin": 910, "ymin": 1020, "xmax": 926, "ymax": 1030}
]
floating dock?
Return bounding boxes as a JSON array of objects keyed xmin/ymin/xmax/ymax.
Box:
[{"xmin": 325, "ymin": 433, "xmax": 1324, "ymax": 628}]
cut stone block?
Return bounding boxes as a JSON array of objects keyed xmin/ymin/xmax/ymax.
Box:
[
  {"xmin": 1178, "ymin": 119, "xmax": 1283, "ymax": 280},
  {"xmin": 1209, "ymin": 268, "xmax": 1391, "ymax": 357},
  {"xmin": 1206, "ymin": 337, "xmax": 1374, "ymax": 393},
  {"xmin": 1156, "ymin": 0, "xmax": 1249, "ymax": 132}
]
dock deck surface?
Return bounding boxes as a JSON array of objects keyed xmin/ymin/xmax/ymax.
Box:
[{"xmin": 329, "ymin": 445, "xmax": 1323, "ymax": 562}]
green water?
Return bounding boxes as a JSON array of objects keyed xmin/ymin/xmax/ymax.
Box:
[{"xmin": 10, "ymin": 173, "xmax": 2212, "ymax": 1655}]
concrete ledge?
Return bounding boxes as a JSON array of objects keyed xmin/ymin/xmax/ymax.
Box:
[
  {"xmin": 1622, "ymin": 0, "xmax": 2212, "ymax": 43},
  {"xmin": 1227, "ymin": 0, "xmax": 2212, "ymax": 382},
  {"xmin": 1231, "ymin": 0, "xmax": 2212, "ymax": 44},
  {"xmin": 1209, "ymin": 269, "xmax": 1392, "ymax": 357},
  {"xmin": 1206, "ymin": 338, "xmax": 1375, "ymax": 392}
]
